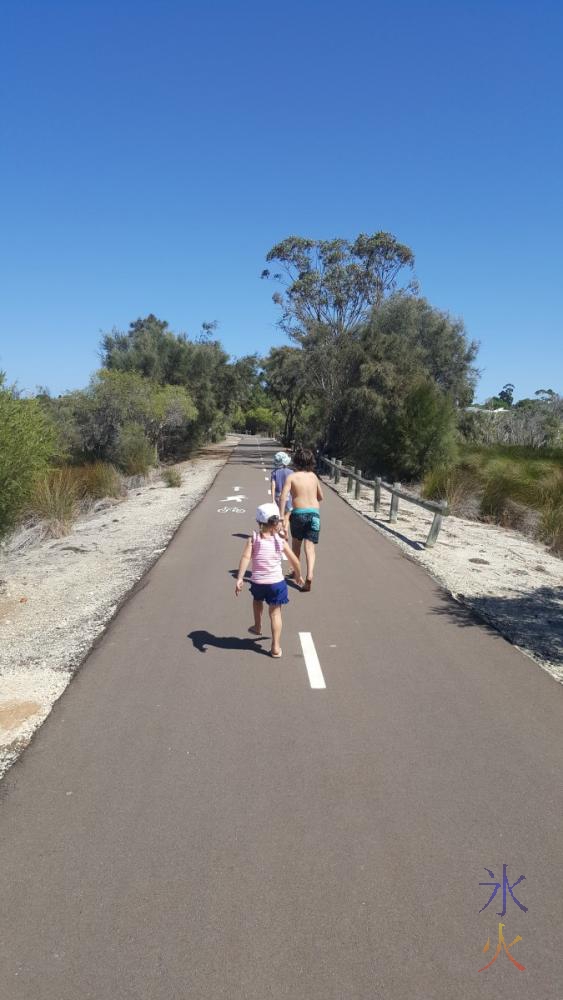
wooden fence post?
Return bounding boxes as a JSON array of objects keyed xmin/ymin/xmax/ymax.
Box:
[
  {"xmin": 335, "ymin": 459, "xmax": 342, "ymax": 484},
  {"xmin": 373, "ymin": 476, "xmax": 381, "ymax": 511},
  {"xmin": 354, "ymin": 470, "xmax": 362, "ymax": 500},
  {"xmin": 347, "ymin": 467, "xmax": 354, "ymax": 492},
  {"xmin": 389, "ymin": 483, "xmax": 400, "ymax": 522},
  {"xmin": 425, "ymin": 500, "xmax": 448, "ymax": 547}
]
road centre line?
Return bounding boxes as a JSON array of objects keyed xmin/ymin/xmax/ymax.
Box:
[{"xmin": 299, "ymin": 633, "xmax": 326, "ymax": 690}]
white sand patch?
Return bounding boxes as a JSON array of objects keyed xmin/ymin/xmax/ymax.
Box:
[
  {"xmin": 324, "ymin": 475, "xmax": 563, "ymax": 681},
  {"xmin": 0, "ymin": 437, "xmax": 238, "ymax": 778}
]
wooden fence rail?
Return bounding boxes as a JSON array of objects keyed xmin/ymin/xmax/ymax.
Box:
[{"xmin": 319, "ymin": 456, "xmax": 449, "ymax": 548}]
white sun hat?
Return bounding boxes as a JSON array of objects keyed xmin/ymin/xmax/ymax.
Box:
[
  {"xmin": 256, "ymin": 502, "xmax": 281, "ymax": 523},
  {"xmin": 274, "ymin": 451, "xmax": 291, "ymax": 467}
]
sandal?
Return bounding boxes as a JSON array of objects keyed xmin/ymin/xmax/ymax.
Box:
[
  {"xmin": 270, "ymin": 649, "xmax": 282, "ymax": 658},
  {"xmin": 302, "ymin": 579, "xmax": 312, "ymax": 592},
  {"xmin": 248, "ymin": 626, "xmax": 263, "ymax": 637}
]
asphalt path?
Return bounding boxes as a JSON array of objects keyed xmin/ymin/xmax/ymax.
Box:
[{"xmin": 1, "ymin": 436, "xmax": 562, "ymax": 999}]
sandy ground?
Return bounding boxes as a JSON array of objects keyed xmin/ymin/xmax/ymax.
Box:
[
  {"xmin": 323, "ymin": 473, "xmax": 563, "ymax": 681},
  {"xmin": 0, "ymin": 437, "xmax": 238, "ymax": 778}
]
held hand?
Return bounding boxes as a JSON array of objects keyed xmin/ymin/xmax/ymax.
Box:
[
  {"xmin": 295, "ymin": 575, "xmax": 305, "ymax": 588},
  {"xmin": 235, "ymin": 579, "xmax": 244, "ymax": 597}
]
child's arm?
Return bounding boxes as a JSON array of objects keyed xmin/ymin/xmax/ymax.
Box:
[
  {"xmin": 235, "ymin": 538, "xmax": 253, "ymax": 596},
  {"xmin": 283, "ymin": 542, "xmax": 304, "ymax": 586},
  {"xmin": 316, "ymin": 476, "xmax": 324, "ymax": 502},
  {"xmin": 270, "ymin": 477, "xmax": 276, "ymax": 504}
]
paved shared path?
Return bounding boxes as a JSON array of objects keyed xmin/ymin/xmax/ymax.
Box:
[{"xmin": 1, "ymin": 437, "xmax": 562, "ymax": 998}]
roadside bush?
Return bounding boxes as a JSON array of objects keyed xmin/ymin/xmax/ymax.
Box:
[
  {"xmin": 539, "ymin": 503, "xmax": 563, "ymax": 554},
  {"xmin": 531, "ymin": 469, "xmax": 563, "ymax": 510},
  {"xmin": 30, "ymin": 468, "xmax": 79, "ymax": 536},
  {"xmin": 422, "ymin": 464, "xmax": 481, "ymax": 513},
  {"xmin": 479, "ymin": 468, "xmax": 518, "ymax": 522},
  {"xmin": 113, "ymin": 423, "xmax": 156, "ymax": 475},
  {"xmin": 536, "ymin": 471, "xmax": 563, "ymax": 553},
  {"xmin": 49, "ymin": 371, "xmax": 198, "ymax": 465},
  {"xmin": 0, "ymin": 379, "xmax": 57, "ymax": 535},
  {"xmin": 162, "ymin": 467, "xmax": 182, "ymax": 487},
  {"xmin": 74, "ymin": 462, "xmax": 123, "ymax": 502}
]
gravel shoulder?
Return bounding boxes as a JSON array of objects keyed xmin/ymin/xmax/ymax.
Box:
[
  {"xmin": 0, "ymin": 436, "xmax": 239, "ymax": 778},
  {"xmin": 323, "ymin": 474, "xmax": 563, "ymax": 681}
]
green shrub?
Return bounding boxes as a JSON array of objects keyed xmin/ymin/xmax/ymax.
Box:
[
  {"xmin": 386, "ymin": 380, "xmax": 458, "ymax": 479},
  {"xmin": 162, "ymin": 467, "xmax": 182, "ymax": 487},
  {"xmin": 531, "ymin": 469, "xmax": 563, "ymax": 510},
  {"xmin": 74, "ymin": 462, "xmax": 123, "ymax": 501},
  {"xmin": 539, "ymin": 503, "xmax": 563, "ymax": 554},
  {"xmin": 479, "ymin": 469, "xmax": 517, "ymax": 521},
  {"xmin": 113, "ymin": 423, "xmax": 156, "ymax": 475},
  {"xmin": 30, "ymin": 468, "xmax": 79, "ymax": 536},
  {"xmin": 422, "ymin": 464, "xmax": 481, "ymax": 513},
  {"xmin": 536, "ymin": 471, "xmax": 563, "ymax": 553},
  {"xmin": 0, "ymin": 380, "xmax": 57, "ymax": 535}
]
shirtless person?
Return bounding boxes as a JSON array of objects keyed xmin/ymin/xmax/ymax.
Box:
[{"xmin": 279, "ymin": 446, "xmax": 324, "ymax": 592}]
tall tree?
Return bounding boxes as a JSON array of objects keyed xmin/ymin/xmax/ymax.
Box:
[
  {"xmin": 262, "ymin": 233, "xmax": 416, "ymax": 340},
  {"xmin": 100, "ymin": 314, "xmax": 231, "ymax": 446},
  {"xmin": 498, "ymin": 383, "xmax": 515, "ymax": 406},
  {"xmin": 263, "ymin": 346, "xmax": 308, "ymax": 445}
]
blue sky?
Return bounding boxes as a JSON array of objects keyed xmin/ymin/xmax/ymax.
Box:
[{"xmin": 1, "ymin": 0, "xmax": 561, "ymax": 401}]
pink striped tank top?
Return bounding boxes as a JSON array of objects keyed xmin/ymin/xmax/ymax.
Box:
[{"xmin": 251, "ymin": 531, "xmax": 284, "ymax": 584}]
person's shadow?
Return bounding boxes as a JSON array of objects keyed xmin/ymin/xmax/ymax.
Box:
[{"xmin": 187, "ymin": 630, "xmax": 269, "ymax": 655}]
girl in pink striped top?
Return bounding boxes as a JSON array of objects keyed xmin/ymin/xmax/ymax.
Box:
[{"xmin": 235, "ymin": 503, "xmax": 303, "ymax": 658}]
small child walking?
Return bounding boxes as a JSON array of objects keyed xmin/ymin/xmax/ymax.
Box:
[
  {"xmin": 270, "ymin": 451, "xmax": 293, "ymax": 538},
  {"xmin": 235, "ymin": 503, "xmax": 303, "ymax": 658}
]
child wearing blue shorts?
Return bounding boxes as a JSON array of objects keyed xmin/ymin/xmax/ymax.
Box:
[{"xmin": 235, "ymin": 503, "xmax": 303, "ymax": 658}]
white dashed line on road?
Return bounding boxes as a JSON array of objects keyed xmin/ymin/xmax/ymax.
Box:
[{"xmin": 299, "ymin": 632, "xmax": 326, "ymax": 689}]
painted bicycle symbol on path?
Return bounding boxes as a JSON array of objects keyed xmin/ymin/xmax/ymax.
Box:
[{"xmin": 217, "ymin": 506, "xmax": 246, "ymax": 514}]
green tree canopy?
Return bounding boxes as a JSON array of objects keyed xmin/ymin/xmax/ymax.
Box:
[
  {"xmin": 0, "ymin": 374, "xmax": 57, "ymax": 533},
  {"xmin": 263, "ymin": 346, "xmax": 309, "ymax": 445},
  {"xmin": 50, "ymin": 370, "xmax": 197, "ymax": 465},
  {"xmin": 262, "ymin": 233, "xmax": 416, "ymax": 340},
  {"xmin": 100, "ymin": 314, "xmax": 234, "ymax": 446}
]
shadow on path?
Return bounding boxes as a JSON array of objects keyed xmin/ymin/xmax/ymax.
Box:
[
  {"xmin": 430, "ymin": 585, "xmax": 563, "ymax": 667},
  {"xmin": 187, "ymin": 629, "xmax": 269, "ymax": 655},
  {"xmin": 362, "ymin": 514, "xmax": 425, "ymax": 551}
]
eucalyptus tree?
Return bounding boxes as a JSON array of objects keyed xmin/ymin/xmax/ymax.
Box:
[
  {"xmin": 262, "ymin": 233, "xmax": 417, "ymax": 446},
  {"xmin": 262, "ymin": 233, "xmax": 416, "ymax": 339}
]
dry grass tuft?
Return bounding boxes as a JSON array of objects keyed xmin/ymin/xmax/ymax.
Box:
[
  {"xmin": 161, "ymin": 467, "xmax": 182, "ymax": 488},
  {"xmin": 31, "ymin": 469, "xmax": 79, "ymax": 536}
]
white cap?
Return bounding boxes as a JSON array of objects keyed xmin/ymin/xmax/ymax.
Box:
[{"xmin": 256, "ymin": 502, "xmax": 280, "ymax": 523}]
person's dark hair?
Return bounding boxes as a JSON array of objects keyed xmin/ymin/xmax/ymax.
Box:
[{"xmin": 292, "ymin": 446, "xmax": 315, "ymax": 471}]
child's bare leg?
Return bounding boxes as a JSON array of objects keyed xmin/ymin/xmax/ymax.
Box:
[
  {"xmin": 250, "ymin": 599, "xmax": 263, "ymax": 634},
  {"xmin": 304, "ymin": 540, "xmax": 316, "ymax": 583},
  {"xmin": 288, "ymin": 537, "xmax": 301, "ymax": 578},
  {"xmin": 269, "ymin": 605, "xmax": 282, "ymax": 656}
]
